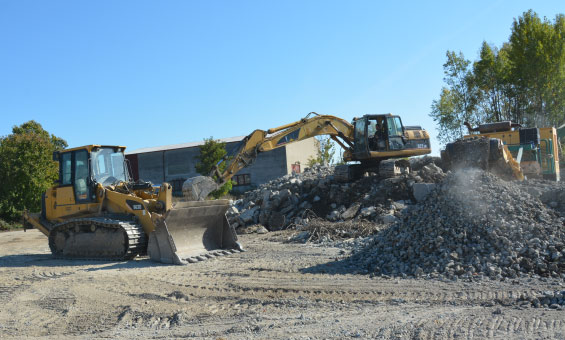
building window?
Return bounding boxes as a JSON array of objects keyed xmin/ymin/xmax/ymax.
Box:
[
  {"xmin": 233, "ymin": 174, "xmax": 251, "ymax": 186},
  {"xmin": 291, "ymin": 162, "xmax": 301, "ymax": 174}
]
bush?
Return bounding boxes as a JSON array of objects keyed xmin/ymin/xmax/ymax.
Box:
[
  {"xmin": 194, "ymin": 137, "xmax": 233, "ymax": 199},
  {"xmin": 0, "ymin": 218, "xmax": 21, "ymax": 231},
  {"xmin": 0, "ymin": 121, "xmax": 67, "ymax": 221}
]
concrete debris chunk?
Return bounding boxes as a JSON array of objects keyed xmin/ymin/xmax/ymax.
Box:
[
  {"xmin": 182, "ymin": 176, "xmax": 219, "ymax": 201},
  {"xmin": 412, "ymin": 183, "xmax": 437, "ymax": 202},
  {"xmin": 341, "ymin": 203, "xmax": 361, "ymax": 220}
]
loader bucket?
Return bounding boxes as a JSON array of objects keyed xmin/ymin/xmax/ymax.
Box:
[{"xmin": 147, "ymin": 199, "xmax": 242, "ymax": 265}]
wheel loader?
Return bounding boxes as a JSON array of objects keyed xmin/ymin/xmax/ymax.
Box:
[
  {"xmin": 183, "ymin": 112, "xmax": 432, "ymax": 199},
  {"xmin": 23, "ymin": 145, "xmax": 242, "ymax": 265}
]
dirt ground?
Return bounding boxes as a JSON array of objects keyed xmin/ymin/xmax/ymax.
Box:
[{"xmin": 0, "ymin": 229, "xmax": 564, "ymax": 340}]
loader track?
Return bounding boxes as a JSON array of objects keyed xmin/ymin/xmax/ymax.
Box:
[{"xmin": 48, "ymin": 217, "xmax": 146, "ymax": 261}]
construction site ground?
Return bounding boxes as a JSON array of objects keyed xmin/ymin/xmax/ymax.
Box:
[{"xmin": 1, "ymin": 229, "xmax": 564, "ymax": 340}]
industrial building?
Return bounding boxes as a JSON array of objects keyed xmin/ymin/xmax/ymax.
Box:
[{"xmin": 125, "ymin": 136, "xmax": 318, "ymax": 195}]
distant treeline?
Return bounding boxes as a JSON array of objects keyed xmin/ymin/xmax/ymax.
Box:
[{"xmin": 430, "ymin": 10, "xmax": 565, "ymax": 144}]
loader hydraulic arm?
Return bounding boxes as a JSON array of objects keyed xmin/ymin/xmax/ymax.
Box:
[{"xmin": 211, "ymin": 112, "xmax": 355, "ymax": 185}]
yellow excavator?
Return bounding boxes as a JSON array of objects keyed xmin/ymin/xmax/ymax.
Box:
[
  {"xmin": 185, "ymin": 112, "xmax": 431, "ymax": 198},
  {"xmin": 23, "ymin": 145, "xmax": 242, "ymax": 265}
]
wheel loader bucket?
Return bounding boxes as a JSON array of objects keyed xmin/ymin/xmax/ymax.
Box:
[{"xmin": 147, "ymin": 199, "xmax": 242, "ymax": 265}]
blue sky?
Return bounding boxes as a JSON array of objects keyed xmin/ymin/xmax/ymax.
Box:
[{"xmin": 0, "ymin": 1, "xmax": 563, "ymax": 155}]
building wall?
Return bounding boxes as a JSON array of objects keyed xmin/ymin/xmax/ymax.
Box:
[
  {"xmin": 164, "ymin": 147, "xmax": 201, "ymax": 180},
  {"xmin": 235, "ymin": 147, "xmax": 287, "ymax": 190},
  {"xmin": 284, "ymin": 138, "xmax": 319, "ymax": 174},
  {"xmin": 136, "ymin": 152, "xmax": 164, "ymax": 184},
  {"xmin": 129, "ymin": 137, "xmax": 318, "ymax": 194}
]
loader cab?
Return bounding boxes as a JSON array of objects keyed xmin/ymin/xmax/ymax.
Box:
[
  {"xmin": 353, "ymin": 114, "xmax": 406, "ymax": 157},
  {"xmin": 53, "ymin": 145, "xmax": 128, "ymax": 205}
]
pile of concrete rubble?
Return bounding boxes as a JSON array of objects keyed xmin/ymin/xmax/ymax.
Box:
[
  {"xmin": 350, "ymin": 169, "xmax": 565, "ymax": 279},
  {"xmin": 229, "ymin": 156, "xmax": 564, "ymax": 280},
  {"xmin": 227, "ymin": 157, "xmax": 445, "ymax": 232}
]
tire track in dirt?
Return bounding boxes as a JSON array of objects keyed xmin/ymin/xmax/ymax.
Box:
[
  {"xmin": 145, "ymin": 270, "xmax": 541, "ymax": 309},
  {"xmin": 388, "ymin": 313, "xmax": 565, "ymax": 340}
]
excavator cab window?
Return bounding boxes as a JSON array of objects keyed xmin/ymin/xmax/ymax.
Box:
[
  {"xmin": 386, "ymin": 116, "xmax": 405, "ymax": 150},
  {"xmin": 353, "ymin": 118, "xmax": 368, "ymax": 157},
  {"xmin": 366, "ymin": 117, "xmax": 387, "ymax": 151}
]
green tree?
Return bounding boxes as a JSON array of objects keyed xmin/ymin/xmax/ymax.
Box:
[
  {"xmin": 307, "ymin": 136, "xmax": 336, "ymax": 166},
  {"xmin": 0, "ymin": 121, "xmax": 67, "ymax": 221},
  {"xmin": 473, "ymin": 42, "xmax": 513, "ymax": 122},
  {"xmin": 430, "ymin": 51, "xmax": 479, "ymax": 144},
  {"xmin": 432, "ymin": 10, "xmax": 565, "ymax": 143},
  {"xmin": 194, "ymin": 137, "xmax": 232, "ymax": 198},
  {"xmin": 507, "ymin": 10, "xmax": 565, "ymax": 126}
]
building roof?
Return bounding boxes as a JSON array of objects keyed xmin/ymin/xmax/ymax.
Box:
[{"xmin": 125, "ymin": 136, "xmax": 246, "ymax": 155}]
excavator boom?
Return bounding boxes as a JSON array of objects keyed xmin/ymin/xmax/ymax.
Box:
[{"xmin": 212, "ymin": 112, "xmax": 354, "ymax": 185}]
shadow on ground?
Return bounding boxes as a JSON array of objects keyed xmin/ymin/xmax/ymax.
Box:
[
  {"xmin": 0, "ymin": 254, "xmax": 166, "ymax": 269},
  {"xmin": 299, "ymin": 257, "xmax": 364, "ymax": 275}
]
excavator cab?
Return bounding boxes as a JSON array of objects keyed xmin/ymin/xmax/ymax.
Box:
[{"xmin": 353, "ymin": 114, "xmax": 430, "ymax": 160}]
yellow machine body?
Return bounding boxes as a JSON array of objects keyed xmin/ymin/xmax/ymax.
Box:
[
  {"xmin": 24, "ymin": 145, "xmax": 241, "ymax": 264},
  {"xmin": 461, "ymin": 125, "xmax": 560, "ymax": 181}
]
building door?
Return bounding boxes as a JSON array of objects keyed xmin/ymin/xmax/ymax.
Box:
[{"xmin": 291, "ymin": 163, "xmax": 301, "ymax": 174}]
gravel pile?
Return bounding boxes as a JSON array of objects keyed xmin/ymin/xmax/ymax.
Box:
[
  {"xmin": 228, "ymin": 158, "xmax": 445, "ymax": 233},
  {"xmin": 349, "ymin": 169, "xmax": 565, "ymax": 279},
  {"xmin": 518, "ymin": 179, "xmax": 565, "ymax": 217},
  {"xmin": 518, "ymin": 290, "xmax": 565, "ymax": 309}
]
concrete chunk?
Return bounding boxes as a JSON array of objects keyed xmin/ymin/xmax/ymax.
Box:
[{"xmin": 412, "ymin": 183, "xmax": 436, "ymax": 202}]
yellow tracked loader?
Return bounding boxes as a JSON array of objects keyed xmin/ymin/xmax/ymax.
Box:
[{"xmin": 23, "ymin": 145, "xmax": 242, "ymax": 265}]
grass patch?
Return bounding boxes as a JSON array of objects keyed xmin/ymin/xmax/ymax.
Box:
[{"xmin": 0, "ymin": 219, "xmax": 23, "ymax": 231}]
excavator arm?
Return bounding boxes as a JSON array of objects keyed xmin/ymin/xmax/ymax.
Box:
[{"xmin": 211, "ymin": 112, "xmax": 355, "ymax": 185}]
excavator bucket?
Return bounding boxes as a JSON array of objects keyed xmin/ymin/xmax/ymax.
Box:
[{"xmin": 147, "ymin": 199, "xmax": 242, "ymax": 265}]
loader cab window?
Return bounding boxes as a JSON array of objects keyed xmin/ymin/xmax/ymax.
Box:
[
  {"xmin": 91, "ymin": 148, "xmax": 128, "ymax": 185},
  {"xmin": 74, "ymin": 150, "xmax": 90, "ymax": 202},
  {"xmin": 60, "ymin": 152, "xmax": 72, "ymax": 185}
]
